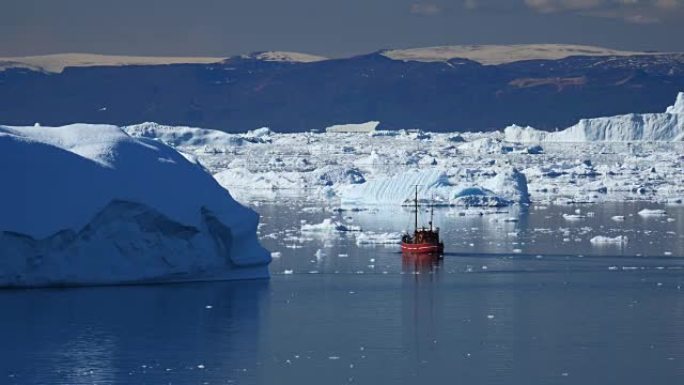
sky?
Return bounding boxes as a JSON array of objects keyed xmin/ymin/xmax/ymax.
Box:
[{"xmin": 1, "ymin": 0, "xmax": 683, "ymax": 58}]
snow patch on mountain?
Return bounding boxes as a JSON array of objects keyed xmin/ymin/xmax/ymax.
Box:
[
  {"xmin": 0, "ymin": 53, "xmax": 225, "ymax": 73},
  {"xmin": 250, "ymin": 51, "xmax": 328, "ymax": 63},
  {"xmin": 382, "ymin": 44, "xmax": 658, "ymax": 65}
]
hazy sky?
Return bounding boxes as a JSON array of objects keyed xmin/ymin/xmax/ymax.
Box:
[{"xmin": 2, "ymin": 0, "xmax": 683, "ymax": 57}]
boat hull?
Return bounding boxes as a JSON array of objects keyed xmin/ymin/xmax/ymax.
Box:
[{"xmin": 401, "ymin": 242, "xmax": 444, "ymax": 254}]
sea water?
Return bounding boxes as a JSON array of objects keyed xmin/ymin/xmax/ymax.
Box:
[{"xmin": 1, "ymin": 202, "xmax": 683, "ymax": 384}]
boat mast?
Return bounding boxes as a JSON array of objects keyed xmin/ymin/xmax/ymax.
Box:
[
  {"xmin": 414, "ymin": 185, "xmax": 418, "ymax": 232},
  {"xmin": 429, "ymin": 194, "xmax": 434, "ymax": 231}
]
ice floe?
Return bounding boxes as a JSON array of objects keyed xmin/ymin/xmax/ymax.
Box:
[{"xmin": 590, "ymin": 236, "xmax": 628, "ymax": 245}]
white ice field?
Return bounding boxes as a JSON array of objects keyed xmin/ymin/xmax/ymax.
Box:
[
  {"xmin": 1, "ymin": 92, "xmax": 682, "ymax": 286},
  {"xmin": 126, "ymin": 92, "xmax": 684, "ymax": 207}
]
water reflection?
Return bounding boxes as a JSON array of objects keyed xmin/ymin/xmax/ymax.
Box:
[
  {"xmin": 401, "ymin": 253, "xmax": 442, "ymax": 277},
  {"xmin": 0, "ymin": 280, "xmax": 269, "ymax": 385}
]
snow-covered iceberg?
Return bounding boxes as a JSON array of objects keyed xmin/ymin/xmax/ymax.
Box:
[
  {"xmin": 504, "ymin": 92, "xmax": 684, "ymax": 142},
  {"xmin": 0, "ymin": 124, "xmax": 271, "ymax": 287},
  {"xmin": 339, "ymin": 167, "xmax": 529, "ymax": 207}
]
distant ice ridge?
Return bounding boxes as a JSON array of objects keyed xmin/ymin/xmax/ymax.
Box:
[
  {"xmin": 0, "ymin": 124, "xmax": 270, "ymax": 287},
  {"xmin": 504, "ymin": 92, "xmax": 684, "ymax": 142}
]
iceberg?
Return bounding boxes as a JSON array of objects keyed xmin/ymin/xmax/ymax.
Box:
[
  {"xmin": 339, "ymin": 167, "xmax": 529, "ymax": 207},
  {"xmin": 0, "ymin": 124, "xmax": 270, "ymax": 287},
  {"xmin": 504, "ymin": 92, "xmax": 684, "ymax": 142}
]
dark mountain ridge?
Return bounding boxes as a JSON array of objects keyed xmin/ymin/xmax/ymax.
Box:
[{"xmin": 1, "ymin": 49, "xmax": 683, "ymax": 132}]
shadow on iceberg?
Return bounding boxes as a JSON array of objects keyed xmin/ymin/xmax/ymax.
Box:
[
  {"xmin": 0, "ymin": 200, "xmax": 270, "ymax": 287},
  {"xmin": 0, "ymin": 123, "xmax": 270, "ymax": 288}
]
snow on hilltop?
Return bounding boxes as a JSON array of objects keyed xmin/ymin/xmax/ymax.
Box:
[
  {"xmin": 246, "ymin": 51, "xmax": 328, "ymax": 63},
  {"xmin": 0, "ymin": 51, "xmax": 327, "ymax": 74},
  {"xmin": 0, "ymin": 53, "xmax": 226, "ymax": 74},
  {"xmin": 505, "ymin": 92, "xmax": 684, "ymax": 142},
  {"xmin": 382, "ymin": 44, "xmax": 661, "ymax": 65},
  {"xmin": 0, "ymin": 124, "xmax": 270, "ymax": 287}
]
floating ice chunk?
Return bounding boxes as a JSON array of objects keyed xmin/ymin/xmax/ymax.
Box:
[
  {"xmin": 355, "ymin": 232, "xmax": 402, "ymax": 246},
  {"xmin": 563, "ymin": 214, "xmax": 586, "ymax": 221},
  {"xmin": 638, "ymin": 209, "xmax": 667, "ymax": 217},
  {"xmin": 301, "ymin": 218, "xmax": 361, "ymax": 232},
  {"xmin": 590, "ymin": 235, "xmax": 628, "ymax": 245},
  {"xmin": 611, "ymin": 216, "xmax": 626, "ymax": 221},
  {"xmin": 271, "ymin": 251, "xmax": 282, "ymax": 259},
  {"xmin": 283, "ymin": 270, "xmax": 294, "ymax": 274}
]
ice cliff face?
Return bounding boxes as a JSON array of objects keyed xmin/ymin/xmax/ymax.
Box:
[
  {"xmin": 666, "ymin": 92, "xmax": 684, "ymax": 115},
  {"xmin": 339, "ymin": 167, "xmax": 529, "ymax": 207},
  {"xmin": 504, "ymin": 92, "xmax": 684, "ymax": 142},
  {"xmin": 0, "ymin": 124, "xmax": 270, "ymax": 287}
]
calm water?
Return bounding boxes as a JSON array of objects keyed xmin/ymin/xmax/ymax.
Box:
[{"xmin": 2, "ymin": 202, "xmax": 684, "ymax": 385}]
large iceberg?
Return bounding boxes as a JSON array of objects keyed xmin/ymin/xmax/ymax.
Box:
[
  {"xmin": 0, "ymin": 124, "xmax": 271, "ymax": 287},
  {"xmin": 339, "ymin": 167, "xmax": 529, "ymax": 207},
  {"xmin": 504, "ymin": 92, "xmax": 684, "ymax": 142}
]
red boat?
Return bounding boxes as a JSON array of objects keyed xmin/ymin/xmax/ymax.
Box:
[{"xmin": 401, "ymin": 186, "xmax": 444, "ymax": 256}]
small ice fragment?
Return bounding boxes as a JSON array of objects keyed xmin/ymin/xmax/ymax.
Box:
[
  {"xmin": 283, "ymin": 270, "xmax": 294, "ymax": 275},
  {"xmin": 563, "ymin": 214, "xmax": 585, "ymax": 221},
  {"xmin": 197, "ymin": 364, "xmax": 205, "ymax": 369},
  {"xmin": 611, "ymin": 216, "xmax": 625, "ymax": 222},
  {"xmin": 487, "ymin": 314, "xmax": 495, "ymax": 319},
  {"xmin": 271, "ymin": 251, "xmax": 282, "ymax": 259},
  {"xmin": 329, "ymin": 356, "xmax": 340, "ymax": 360},
  {"xmin": 590, "ymin": 235, "xmax": 628, "ymax": 245},
  {"xmin": 638, "ymin": 209, "xmax": 666, "ymax": 217},
  {"xmin": 205, "ymin": 305, "xmax": 213, "ymax": 309}
]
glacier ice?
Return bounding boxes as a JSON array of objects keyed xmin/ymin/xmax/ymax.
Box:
[
  {"xmin": 119, "ymin": 92, "xmax": 684, "ymax": 206},
  {"xmin": 0, "ymin": 124, "xmax": 270, "ymax": 287}
]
